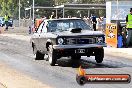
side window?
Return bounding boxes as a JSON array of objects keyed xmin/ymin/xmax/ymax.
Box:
[
  {"xmin": 37, "ymin": 22, "xmax": 45, "ymax": 33},
  {"xmin": 47, "ymin": 21, "xmax": 57, "ymax": 32}
]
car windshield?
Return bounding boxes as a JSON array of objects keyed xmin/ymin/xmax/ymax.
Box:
[{"xmin": 47, "ymin": 19, "xmax": 91, "ymax": 32}]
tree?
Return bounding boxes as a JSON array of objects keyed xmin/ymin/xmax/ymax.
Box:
[
  {"xmin": 0, "ymin": 0, "xmax": 18, "ymax": 17},
  {"xmin": 0, "ymin": 0, "xmax": 54, "ymax": 19},
  {"xmin": 0, "ymin": 0, "xmax": 106, "ymax": 19}
]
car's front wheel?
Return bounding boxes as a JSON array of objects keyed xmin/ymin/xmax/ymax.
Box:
[
  {"xmin": 33, "ymin": 43, "xmax": 44, "ymax": 60},
  {"xmin": 35, "ymin": 51, "xmax": 44, "ymax": 60},
  {"xmin": 95, "ymin": 48, "xmax": 104, "ymax": 63},
  {"xmin": 48, "ymin": 45, "xmax": 57, "ymax": 66}
]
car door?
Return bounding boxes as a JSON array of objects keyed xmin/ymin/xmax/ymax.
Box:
[
  {"xmin": 39, "ymin": 21, "xmax": 48, "ymax": 54},
  {"xmin": 33, "ymin": 21, "xmax": 45, "ymax": 51}
]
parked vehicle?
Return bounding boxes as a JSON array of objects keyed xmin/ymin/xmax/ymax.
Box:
[
  {"xmin": 8, "ymin": 19, "xmax": 13, "ymax": 27},
  {"xmin": 0, "ymin": 17, "xmax": 13, "ymax": 27},
  {"xmin": 0, "ymin": 17, "xmax": 5, "ymax": 27},
  {"xmin": 30, "ymin": 18, "xmax": 106, "ymax": 66}
]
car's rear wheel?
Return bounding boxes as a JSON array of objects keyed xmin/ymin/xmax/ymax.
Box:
[
  {"xmin": 48, "ymin": 45, "xmax": 57, "ymax": 66},
  {"xmin": 35, "ymin": 51, "xmax": 44, "ymax": 60},
  {"xmin": 95, "ymin": 48, "xmax": 104, "ymax": 63},
  {"xmin": 33, "ymin": 43, "xmax": 44, "ymax": 60}
]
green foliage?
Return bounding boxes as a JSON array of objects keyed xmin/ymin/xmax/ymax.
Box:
[
  {"xmin": 35, "ymin": 0, "xmax": 53, "ymax": 6},
  {"xmin": 0, "ymin": 0, "xmax": 105, "ymax": 19},
  {"xmin": 0, "ymin": 0, "xmax": 51, "ymax": 18},
  {"xmin": 55, "ymin": 0, "xmax": 69, "ymax": 5},
  {"xmin": 0, "ymin": 0, "xmax": 18, "ymax": 17},
  {"xmin": 55, "ymin": 0, "xmax": 105, "ymax": 5}
]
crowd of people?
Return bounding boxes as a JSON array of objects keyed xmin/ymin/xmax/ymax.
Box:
[{"xmin": 83, "ymin": 15, "xmax": 106, "ymax": 32}]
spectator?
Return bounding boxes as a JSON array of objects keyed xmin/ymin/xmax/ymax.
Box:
[
  {"xmin": 91, "ymin": 13, "xmax": 97, "ymax": 31},
  {"xmin": 4, "ymin": 13, "xmax": 9, "ymax": 31},
  {"xmin": 50, "ymin": 12, "xmax": 55, "ymax": 19},
  {"xmin": 87, "ymin": 17, "xmax": 92, "ymax": 27},
  {"xmin": 126, "ymin": 8, "xmax": 132, "ymax": 47},
  {"xmin": 97, "ymin": 17, "xmax": 103, "ymax": 31},
  {"xmin": 101, "ymin": 17, "xmax": 106, "ymax": 33},
  {"xmin": 83, "ymin": 16, "xmax": 88, "ymax": 25}
]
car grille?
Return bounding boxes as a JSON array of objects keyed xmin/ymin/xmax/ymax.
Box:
[{"xmin": 66, "ymin": 38, "xmax": 96, "ymax": 45}]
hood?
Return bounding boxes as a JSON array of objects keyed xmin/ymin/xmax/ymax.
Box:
[{"xmin": 52, "ymin": 30, "xmax": 104, "ymax": 37}]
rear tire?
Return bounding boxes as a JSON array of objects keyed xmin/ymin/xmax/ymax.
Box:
[
  {"xmin": 95, "ymin": 48, "xmax": 104, "ymax": 63},
  {"xmin": 35, "ymin": 51, "xmax": 44, "ymax": 60}
]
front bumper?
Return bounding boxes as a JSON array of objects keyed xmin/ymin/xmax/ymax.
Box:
[{"xmin": 53, "ymin": 43, "xmax": 107, "ymax": 49}]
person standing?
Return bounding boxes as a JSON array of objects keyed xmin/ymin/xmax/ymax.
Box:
[
  {"xmin": 91, "ymin": 14, "xmax": 97, "ymax": 31},
  {"xmin": 126, "ymin": 8, "xmax": 132, "ymax": 47},
  {"xmin": 4, "ymin": 14, "xmax": 9, "ymax": 31},
  {"xmin": 50, "ymin": 12, "xmax": 55, "ymax": 19},
  {"xmin": 97, "ymin": 17, "xmax": 102, "ymax": 31}
]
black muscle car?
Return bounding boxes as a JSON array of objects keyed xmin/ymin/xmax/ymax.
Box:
[{"xmin": 30, "ymin": 18, "xmax": 106, "ymax": 66}]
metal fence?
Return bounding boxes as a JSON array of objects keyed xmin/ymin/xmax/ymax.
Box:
[{"xmin": 13, "ymin": 19, "xmax": 32, "ymax": 27}]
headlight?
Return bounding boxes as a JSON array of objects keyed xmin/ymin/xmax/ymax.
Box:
[
  {"xmin": 58, "ymin": 38, "xmax": 64, "ymax": 45},
  {"xmin": 97, "ymin": 37, "xmax": 103, "ymax": 43}
]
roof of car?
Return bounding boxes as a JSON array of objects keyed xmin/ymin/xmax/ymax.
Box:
[{"xmin": 44, "ymin": 18, "xmax": 81, "ymax": 21}]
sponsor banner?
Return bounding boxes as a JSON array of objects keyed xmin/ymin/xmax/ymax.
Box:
[
  {"xmin": 106, "ymin": 23, "xmax": 118, "ymax": 47},
  {"xmin": 76, "ymin": 66, "xmax": 131, "ymax": 85}
]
